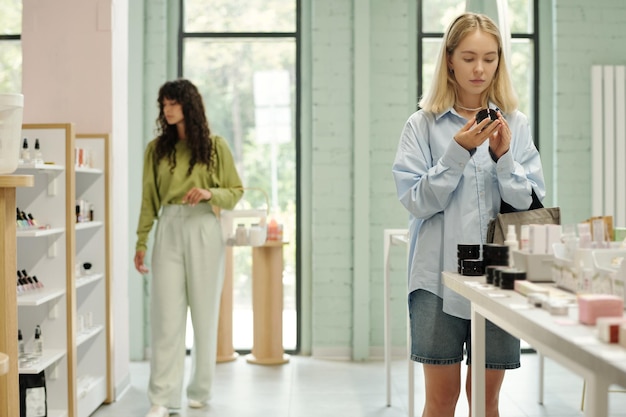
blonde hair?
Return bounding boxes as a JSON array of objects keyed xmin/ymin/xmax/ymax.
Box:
[{"xmin": 419, "ymin": 12, "xmax": 518, "ymax": 114}]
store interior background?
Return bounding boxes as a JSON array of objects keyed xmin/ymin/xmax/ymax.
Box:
[{"xmin": 10, "ymin": 0, "xmax": 626, "ymax": 400}]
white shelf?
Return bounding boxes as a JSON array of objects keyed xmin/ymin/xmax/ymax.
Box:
[
  {"xmin": 18, "ymin": 349, "xmax": 65, "ymax": 374},
  {"xmin": 75, "ymin": 167, "xmax": 103, "ymax": 175},
  {"xmin": 77, "ymin": 375, "xmax": 106, "ymax": 417},
  {"xmin": 76, "ymin": 273, "xmax": 104, "ymax": 289},
  {"xmin": 77, "ymin": 375, "xmax": 104, "ymax": 399},
  {"xmin": 17, "ymin": 288, "xmax": 65, "ymax": 306},
  {"xmin": 16, "ymin": 226, "xmax": 65, "ymax": 238},
  {"xmin": 16, "ymin": 162, "xmax": 64, "ymax": 172},
  {"xmin": 77, "ymin": 325, "xmax": 103, "ymax": 347},
  {"xmin": 74, "ymin": 133, "xmax": 111, "ymax": 414},
  {"xmin": 14, "ymin": 128, "xmax": 112, "ymax": 414},
  {"xmin": 75, "ymin": 221, "xmax": 103, "ymax": 231}
]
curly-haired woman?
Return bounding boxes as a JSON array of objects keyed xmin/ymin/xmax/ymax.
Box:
[{"xmin": 134, "ymin": 78, "xmax": 243, "ymax": 417}]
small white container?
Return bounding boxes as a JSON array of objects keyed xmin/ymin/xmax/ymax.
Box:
[
  {"xmin": 248, "ymin": 223, "xmax": 267, "ymax": 246},
  {"xmin": 0, "ymin": 93, "xmax": 24, "ymax": 174},
  {"xmin": 235, "ymin": 224, "xmax": 248, "ymax": 245},
  {"xmin": 512, "ymin": 250, "xmax": 554, "ymax": 282}
]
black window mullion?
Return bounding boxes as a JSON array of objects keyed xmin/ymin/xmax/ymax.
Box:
[
  {"xmin": 178, "ymin": 0, "xmax": 184, "ymax": 77},
  {"xmin": 182, "ymin": 32, "xmax": 296, "ymax": 38},
  {"xmin": 177, "ymin": 0, "xmax": 301, "ymax": 354}
]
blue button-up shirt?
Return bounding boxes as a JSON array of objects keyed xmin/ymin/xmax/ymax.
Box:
[{"xmin": 392, "ymin": 106, "xmax": 545, "ymax": 319}]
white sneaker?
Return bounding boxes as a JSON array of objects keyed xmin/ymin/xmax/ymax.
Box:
[
  {"xmin": 145, "ymin": 405, "xmax": 169, "ymax": 417},
  {"xmin": 188, "ymin": 399, "xmax": 206, "ymax": 409}
]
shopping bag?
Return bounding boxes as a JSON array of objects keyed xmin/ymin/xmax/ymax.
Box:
[
  {"xmin": 20, "ymin": 370, "xmax": 47, "ymax": 417},
  {"xmin": 487, "ymin": 190, "xmax": 561, "ymax": 245}
]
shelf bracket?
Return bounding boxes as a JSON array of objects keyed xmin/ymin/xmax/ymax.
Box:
[
  {"xmin": 47, "ymin": 236, "xmax": 57, "ymax": 258},
  {"xmin": 46, "ymin": 171, "xmax": 58, "ymax": 196},
  {"xmin": 48, "ymin": 304, "xmax": 59, "ymax": 320},
  {"xmin": 48, "ymin": 363, "xmax": 59, "ymax": 380}
]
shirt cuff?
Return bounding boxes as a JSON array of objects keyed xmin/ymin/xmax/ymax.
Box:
[{"xmin": 441, "ymin": 140, "xmax": 472, "ymax": 173}]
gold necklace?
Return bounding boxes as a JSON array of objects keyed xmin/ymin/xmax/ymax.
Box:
[{"xmin": 455, "ymin": 103, "xmax": 483, "ymax": 112}]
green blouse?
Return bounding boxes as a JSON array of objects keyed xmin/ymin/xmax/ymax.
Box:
[{"xmin": 135, "ymin": 135, "xmax": 244, "ymax": 251}]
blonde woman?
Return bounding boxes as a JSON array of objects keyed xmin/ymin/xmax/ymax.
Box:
[{"xmin": 392, "ymin": 12, "xmax": 544, "ymax": 417}]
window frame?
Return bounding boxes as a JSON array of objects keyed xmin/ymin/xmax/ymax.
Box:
[
  {"xmin": 0, "ymin": 21, "xmax": 22, "ymax": 93},
  {"xmin": 177, "ymin": 0, "xmax": 302, "ymax": 355}
]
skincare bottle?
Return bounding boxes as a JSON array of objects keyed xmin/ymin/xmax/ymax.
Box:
[
  {"xmin": 520, "ymin": 225, "xmax": 530, "ymax": 252},
  {"xmin": 33, "ymin": 139, "xmax": 43, "ymax": 164},
  {"xmin": 578, "ymin": 223, "xmax": 592, "ymax": 249},
  {"xmin": 18, "ymin": 329, "xmax": 25, "ymax": 357},
  {"xmin": 21, "ymin": 138, "xmax": 31, "ymax": 164},
  {"xmin": 267, "ymin": 218, "xmax": 279, "ymax": 241},
  {"xmin": 34, "ymin": 325, "xmax": 43, "ymax": 356},
  {"xmin": 504, "ymin": 225, "xmax": 519, "ymax": 267},
  {"xmin": 27, "ymin": 213, "xmax": 39, "ymax": 227},
  {"xmin": 32, "ymin": 275, "xmax": 43, "ymax": 289},
  {"xmin": 16, "ymin": 272, "xmax": 23, "ymax": 294},
  {"xmin": 21, "ymin": 270, "xmax": 33, "ymax": 290},
  {"xmin": 20, "ymin": 211, "xmax": 32, "ymax": 226},
  {"xmin": 17, "ymin": 271, "xmax": 27, "ymax": 291},
  {"xmin": 16, "ymin": 208, "xmax": 27, "ymax": 228},
  {"xmin": 235, "ymin": 224, "xmax": 248, "ymax": 245}
]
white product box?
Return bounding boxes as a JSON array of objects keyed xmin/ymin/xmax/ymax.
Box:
[{"xmin": 512, "ymin": 250, "xmax": 554, "ymax": 282}]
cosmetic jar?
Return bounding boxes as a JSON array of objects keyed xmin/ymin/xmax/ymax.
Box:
[
  {"xmin": 499, "ymin": 270, "xmax": 526, "ymax": 290},
  {"xmin": 461, "ymin": 259, "xmax": 483, "ymax": 276},
  {"xmin": 527, "ymin": 292, "xmax": 547, "ymax": 308},
  {"xmin": 458, "ymin": 244, "xmax": 480, "ymax": 259},
  {"xmin": 482, "ymin": 243, "xmax": 509, "ymax": 267},
  {"xmin": 493, "ymin": 267, "xmax": 516, "ymax": 287},
  {"xmin": 485, "ymin": 265, "xmax": 506, "ymax": 285},
  {"xmin": 248, "ymin": 223, "xmax": 267, "ymax": 246},
  {"xmin": 457, "ymin": 243, "xmax": 481, "ymax": 273},
  {"xmin": 476, "ymin": 108, "xmax": 498, "ymax": 124}
]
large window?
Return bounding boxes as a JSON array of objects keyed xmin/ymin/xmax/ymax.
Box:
[
  {"xmin": 0, "ymin": 0, "xmax": 22, "ymax": 93},
  {"xmin": 418, "ymin": 0, "xmax": 539, "ymax": 145},
  {"xmin": 180, "ymin": 0, "xmax": 299, "ymax": 352}
]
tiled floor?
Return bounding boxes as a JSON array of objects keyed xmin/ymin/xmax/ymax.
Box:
[{"xmin": 92, "ymin": 353, "xmax": 626, "ymax": 417}]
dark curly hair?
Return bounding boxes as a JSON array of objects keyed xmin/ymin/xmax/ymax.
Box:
[{"xmin": 154, "ymin": 79, "xmax": 214, "ymax": 175}]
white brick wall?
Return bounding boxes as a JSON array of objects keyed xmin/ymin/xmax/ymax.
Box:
[
  {"xmin": 367, "ymin": 0, "xmax": 415, "ymax": 350},
  {"xmin": 310, "ymin": 0, "xmax": 413, "ymax": 354},
  {"xmin": 310, "ymin": 0, "xmax": 355, "ymax": 350},
  {"xmin": 553, "ymin": 0, "xmax": 626, "ymax": 224}
]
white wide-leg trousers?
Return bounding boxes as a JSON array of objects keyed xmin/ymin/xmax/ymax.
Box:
[{"xmin": 148, "ymin": 204, "xmax": 225, "ymax": 408}]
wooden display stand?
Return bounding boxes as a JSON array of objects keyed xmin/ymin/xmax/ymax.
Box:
[
  {"xmin": 0, "ymin": 175, "xmax": 34, "ymax": 417},
  {"xmin": 246, "ymin": 241, "xmax": 290, "ymax": 365}
]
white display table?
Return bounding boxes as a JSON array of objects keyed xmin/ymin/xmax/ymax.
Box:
[{"xmin": 443, "ymin": 271, "xmax": 626, "ymax": 417}]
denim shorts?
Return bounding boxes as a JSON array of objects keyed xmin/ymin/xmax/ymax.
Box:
[{"xmin": 408, "ymin": 289, "xmax": 520, "ymax": 370}]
